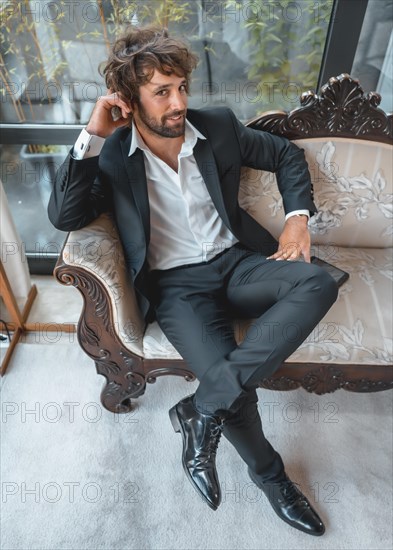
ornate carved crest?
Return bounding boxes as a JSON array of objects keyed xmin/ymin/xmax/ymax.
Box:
[{"xmin": 247, "ymin": 74, "xmax": 393, "ymax": 144}]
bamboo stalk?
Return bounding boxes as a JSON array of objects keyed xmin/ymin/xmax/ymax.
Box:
[
  {"xmin": 23, "ymin": 0, "xmax": 52, "ymax": 105},
  {"xmin": 97, "ymin": 0, "xmax": 111, "ymax": 52},
  {"xmin": 0, "ymin": 52, "xmax": 26, "ymax": 121}
]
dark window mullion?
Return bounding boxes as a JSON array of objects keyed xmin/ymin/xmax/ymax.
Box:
[
  {"xmin": 0, "ymin": 124, "xmax": 83, "ymax": 145},
  {"xmin": 318, "ymin": 0, "xmax": 369, "ymax": 89}
]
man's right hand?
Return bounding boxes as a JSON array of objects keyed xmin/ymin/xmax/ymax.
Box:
[{"xmin": 86, "ymin": 90, "xmax": 132, "ymax": 138}]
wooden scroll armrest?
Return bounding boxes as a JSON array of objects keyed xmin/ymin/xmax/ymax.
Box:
[{"xmin": 54, "ymin": 212, "xmax": 145, "ymax": 357}]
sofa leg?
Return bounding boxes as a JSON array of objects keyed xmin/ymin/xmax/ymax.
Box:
[{"xmin": 95, "ymin": 355, "xmax": 146, "ymax": 414}]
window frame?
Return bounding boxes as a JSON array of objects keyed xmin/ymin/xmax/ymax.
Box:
[
  {"xmin": 0, "ymin": 0, "xmax": 375, "ymax": 273},
  {"xmin": 318, "ymin": 0, "xmax": 369, "ymax": 89}
]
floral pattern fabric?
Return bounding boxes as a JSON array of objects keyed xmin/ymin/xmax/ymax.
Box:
[{"xmin": 239, "ymin": 138, "xmax": 392, "ymax": 248}]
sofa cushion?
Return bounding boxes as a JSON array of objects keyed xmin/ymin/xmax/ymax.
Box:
[
  {"xmin": 142, "ymin": 246, "xmax": 392, "ymax": 365},
  {"xmin": 239, "ymin": 138, "xmax": 392, "ymax": 248}
]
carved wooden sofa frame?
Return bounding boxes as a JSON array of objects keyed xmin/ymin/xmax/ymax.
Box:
[{"xmin": 55, "ymin": 74, "xmax": 393, "ymax": 413}]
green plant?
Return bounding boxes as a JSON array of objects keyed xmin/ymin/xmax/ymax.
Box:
[
  {"xmin": 0, "ymin": 0, "xmax": 69, "ymax": 123},
  {"xmin": 137, "ymin": 0, "xmax": 193, "ymax": 27},
  {"xmin": 74, "ymin": 0, "xmax": 196, "ymax": 47},
  {"xmin": 0, "ymin": 0, "xmax": 199, "ymax": 127},
  {"xmin": 225, "ymin": 0, "xmax": 334, "ymax": 112},
  {"xmin": 23, "ymin": 145, "xmax": 65, "ymax": 154},
  {"xmin": 0, "ymin": 0, "xmax": 334, "ymax": 124}
]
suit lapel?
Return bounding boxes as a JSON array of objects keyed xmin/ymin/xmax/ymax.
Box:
[
  {"xmin": 120, "ymin": 136, "xmax": 150, "ymax": 245},
  {"xmin": 119, "ymin": 117, "xmax": 234, "ymax": 245},
  {"xmin": 193, "ymin": 138, "xmax": 233, "ymax": 231}
]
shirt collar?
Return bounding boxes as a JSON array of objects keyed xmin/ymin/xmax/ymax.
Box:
[{"xmin": 128, "ymin": 117, "xmax": 206, "ymax": 157}]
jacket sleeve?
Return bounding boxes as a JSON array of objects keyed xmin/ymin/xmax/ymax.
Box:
[
  {"xmin": 228, "ymin": 109, "xmax": 317, "ymax": 216},
  {"xmin": 48, "ymin": 147, "xmax": 112, "ymax": 232}
]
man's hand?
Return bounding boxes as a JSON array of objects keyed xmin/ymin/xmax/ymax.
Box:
[
  {"xmin": 267, "ymin": 215, "xmax": 311, "ymax": 263},
  {"xmin": 86, "ymin": 90, "xmax": 132, "ymax": 138}
]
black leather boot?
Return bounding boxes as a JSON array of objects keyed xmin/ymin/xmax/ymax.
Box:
[
  {"xmin": 169, "ymin": 394, "xmax": 224, "ymax": 510},
  {"xmin": 249, "ymin": 468, "xmax": 325, "ymax": 536}
]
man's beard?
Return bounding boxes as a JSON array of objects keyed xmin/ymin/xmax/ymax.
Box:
[{"xmin": 137, "ymin": 102, "xmax": 186, "ymax": 138}]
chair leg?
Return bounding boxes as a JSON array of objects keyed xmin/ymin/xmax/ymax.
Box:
[
  {"xmin": 94, "ymin": 353, "xmax": 146, "ymax": 413},
  {"xmin": 55, "ymin": 264, "xmax": 147, "ymax": 413}
]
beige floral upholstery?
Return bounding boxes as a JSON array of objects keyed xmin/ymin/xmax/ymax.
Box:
[
  {"xmin": 239, "ymin": 138, "xmax": 392, "ymax": 247},
  {"xmin": 61, "ymin": 137, "xmax": 392, "ymax": 366}
]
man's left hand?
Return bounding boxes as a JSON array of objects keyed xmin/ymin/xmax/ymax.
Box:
[{"xmin": 267, "ymin": 215, "xmax": 311, "ymax": 263}]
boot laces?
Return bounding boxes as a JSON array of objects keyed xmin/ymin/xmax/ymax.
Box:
[
  {"xmin": 207, "ymin": 423, "xmax": 223, "ymax": 455},
  {"xmin": 280, "ymin": 480, "xmax": 307, "ymax": 506}
]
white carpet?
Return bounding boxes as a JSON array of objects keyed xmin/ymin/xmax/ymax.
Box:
[{"xmin": 1, "ymin": 334, "xmax": 392, "ymax": 550}]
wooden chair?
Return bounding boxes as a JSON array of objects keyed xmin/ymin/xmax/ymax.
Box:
[{"xmin": 54, "ymin": 74, "xmax": 393, "ymax": 413}]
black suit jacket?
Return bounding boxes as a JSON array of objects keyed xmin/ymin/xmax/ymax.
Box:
[{"xmin": 49, "ymin": 107, "xmax": 316, "ymax": 320}]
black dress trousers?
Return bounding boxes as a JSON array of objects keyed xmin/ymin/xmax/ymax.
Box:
[{"xmin": 151, "ymin": 243, "xmax": 338, "ymax": 477}]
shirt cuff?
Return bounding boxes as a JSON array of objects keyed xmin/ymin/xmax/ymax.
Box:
[
  {"xmin": 285, "ymin": 210, "xmax": 310, "ymax": 221},
  {"xmin": 72, "ymin": 128, "xmax": 106, "ymax": 160}
]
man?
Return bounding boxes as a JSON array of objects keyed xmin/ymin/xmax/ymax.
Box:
[{"xmin": 49, "ymin": 26, "xmax": 338, "ymax": 536}]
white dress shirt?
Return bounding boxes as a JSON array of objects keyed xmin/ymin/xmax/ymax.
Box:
[
  {"xmin": 129, "ymin": 120, "xmax": 238, "ymax": 270},
  {"xmin": 72, "ymin": 118, "xmax": 309, "ymax": 270}
]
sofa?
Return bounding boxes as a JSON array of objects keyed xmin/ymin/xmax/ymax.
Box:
[{"xmin": 54, "ymin": 74, "xmax": 393, "ymax": 413}]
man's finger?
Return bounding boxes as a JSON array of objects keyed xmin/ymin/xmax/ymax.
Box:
[
  {"xmin": 267, "ymin": 249, "xmax": 289, "ymax": 261},
  {"xmin": 267, "ymin": 247, "xmax": 304, "ymax": 262},
  {"xmin": 302, "ymin": 249, "xmax": 311, "ymax": 263},
  {"xmin": 268, "ymin": 243, "xmax": 300, "ymax": 260},
  {"xmin": 97, "ymin": 93, "xmax": 131, "ymax": 119}
]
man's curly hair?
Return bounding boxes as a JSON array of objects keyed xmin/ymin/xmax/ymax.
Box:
[{"xmin": 101, "ymin": 26, "xmax": 198, "ymax": 107}]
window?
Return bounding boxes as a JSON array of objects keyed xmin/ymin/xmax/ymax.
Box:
[
  {"xmin": 1, "ymin": 0, "xmax": 336, "ymax": 273},
  {"xmin": 351, "ymin": 0, "xmax": 393, "ymax": 112},
  {"xmin": 1, "ymin": 0, "xmax": 334, "ymax": 123}
]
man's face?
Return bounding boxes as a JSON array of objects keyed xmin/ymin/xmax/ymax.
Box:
[{"xmin": 133, "ymin": 69, "xmax": 188, "ymax": 138}]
